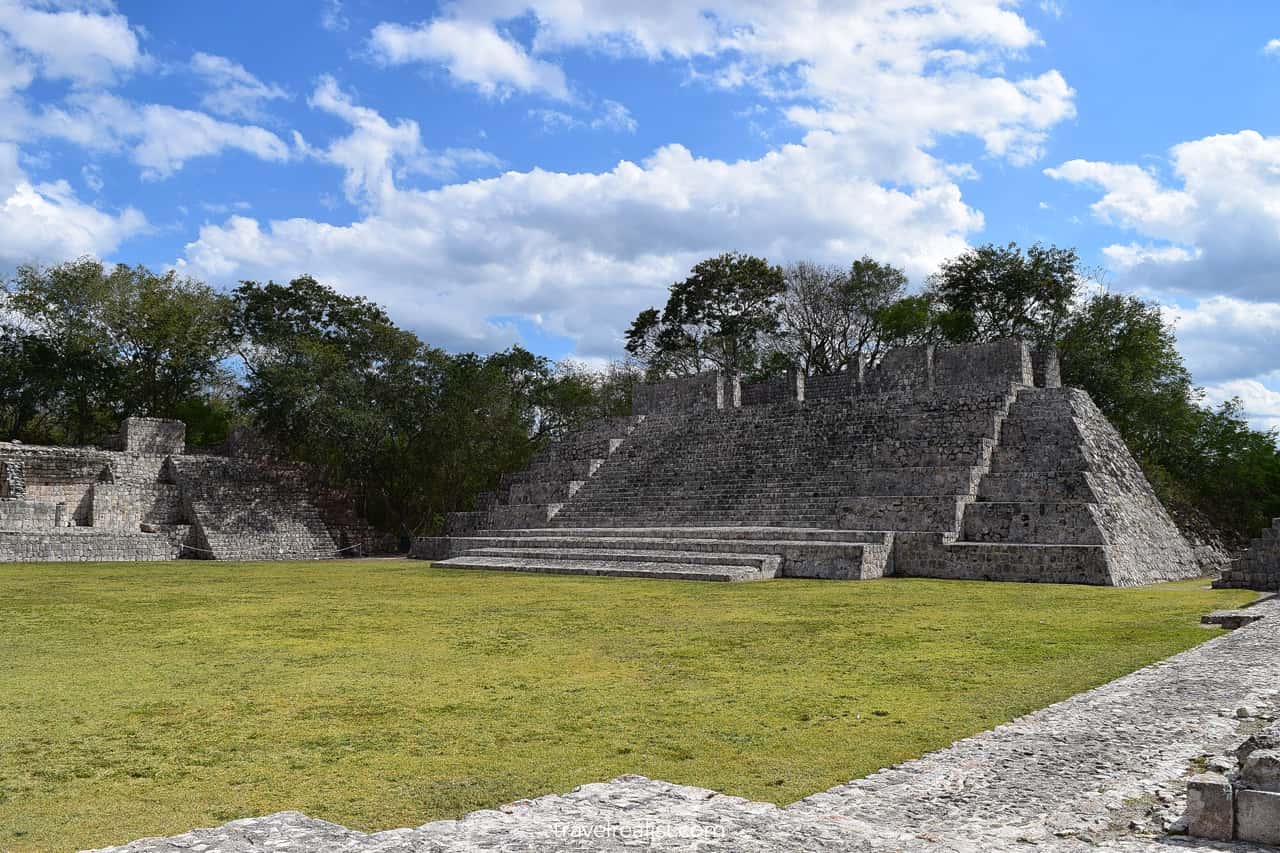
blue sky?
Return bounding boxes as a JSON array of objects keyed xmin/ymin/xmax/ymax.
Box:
[{"xmin": 3, "ymin": 0, "xmax": 1280, "ymax": 428}]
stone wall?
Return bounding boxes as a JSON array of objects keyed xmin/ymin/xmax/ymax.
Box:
[
  {"xmin": 740, "ymin": 370, "xmax": 804, "ymax": 406},
  {"xmin": 1215, "ymin": 519, "xmax": 1280, "ymax": 591},
  {"xmin": 106, "ymin": 417, "xmax": 186, "ymax": 455},
  {"xmin": 0, "ymin": 421, "xmax": 377, "ymax": 563},
  {"xmin": 632, "ymin": 372, "xmax": 726, "ymax": 414}
]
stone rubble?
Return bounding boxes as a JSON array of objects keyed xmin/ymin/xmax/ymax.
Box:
[{"xmin": 86, "ymin": 599, "xmax": 1280, "ymax": 853}]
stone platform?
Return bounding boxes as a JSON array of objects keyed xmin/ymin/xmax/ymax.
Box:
[
  {"xmin": 87, "ymin": 598, "xmax": 1280, "ymax": 852},
  {"xmin": 415, "ymin": 340, "xmax": 1201, "ymax": 587}
]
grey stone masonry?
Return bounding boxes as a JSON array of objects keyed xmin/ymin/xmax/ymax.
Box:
[
  {"xmin": 418, "ymin": 339, "xmax": 1198, "ymax": 586},
  {"xmin": 1215, "ymin": 518, "xmax": 1280, "ymax": 591},
  {"xmin": 0, "ymin": 420, "xmax": 375, "ymax": 562},
  {"xmin": 1185, "ymin": 715, "xmax": 1280, "ymax": 844}
]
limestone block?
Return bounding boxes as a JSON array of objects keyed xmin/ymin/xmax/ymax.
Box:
[
  {"xmin": 1242, "ymin": 749, "xmax": 1280, "ymax": 792},
  {"xmin": 1185, "ymin": 773, "xmax": 1233, "ymax": 841},
  {"xmin": 1237, "ymin": 722, "xmax": 1280, "ymax": 765},
  {"xmin": 1236, "ymin": 788, "xmax": 1280, "ymax": 845}
]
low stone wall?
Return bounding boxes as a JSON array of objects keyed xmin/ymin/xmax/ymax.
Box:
[
  {"xmin": 0, "ymin": 498, "xmax": 62, "ymax": 530},
  {"xmin": 632, "ymin": 372, "xmax": 726, "ymax": 414},
  {"xmin": 0, "ymin": 529, "xmax": 182, "ymax": 561},
  {"xmin": 1216, "ymin": 518, "xmax": 1280, "ymax": 591},
  {"xmin": 739, "ymin": 371, "xmax": 804, "ymax": 406}
]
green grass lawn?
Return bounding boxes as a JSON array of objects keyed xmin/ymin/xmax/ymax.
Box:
[{"xmin": 0, "ymin": 560, "xmax": 1255, "ymax": 851}]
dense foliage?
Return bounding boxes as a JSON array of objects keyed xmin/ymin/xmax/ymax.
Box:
[
  {"xmin": 1, "ymin": 261, "xmax": 634, "ymax": 536},
  {"xmin": 4, "ymin": 246, "xmax": 1277, "ymax": 542}
]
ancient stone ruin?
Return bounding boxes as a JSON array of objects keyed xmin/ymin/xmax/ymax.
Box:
[
  {"xmin": 1186, "ymin": 719, "xmax": 1280, "ymax": 844},
  {"xmin": 0, "ymin": 417, "xmax": 376, "ymax": 561},
  {"xmin": 414, "ymin": 339, "xmax": 1201, "ymax": 586},
  {"xmin": 1215, "ymin": 518, "xmax": 1280, "ymax": 592}
]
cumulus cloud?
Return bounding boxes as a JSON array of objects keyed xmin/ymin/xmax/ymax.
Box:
[
  {"xmin": 1047, "ymin": 130, "xmax": 1280, "ymax": 300},
  {"xmin": 305, "ymin": 75, "xmax": 500, "ymax": 205},
  {"xmin": 32, "ymin": 92, "xmax": 294, "ymax": 178},
  {"xmin": 1165, "ymin": 295, "xmax": 1280, "ymax": 385},
  {"xmin": 0, "ymin": 141, "xmax": 145, "ymax": 264},
  {"xmin": 365, "ymin": 2, "xmax": 1075, "ymax": 169},
  {"xmin": 179, "ymin": 86, "xmax": 982, "ymax": 355},
  {"xmin": 0, "ymin": 0, "xmax": 145, "ymax": 86},
  {"xmin": 174, "ymin": 3, "xmax": 1082, "ymax": 357},
  {"xmin": 190, "ymin": 52, "xmax": 288, "ymax": 120},
  {"xmin": 1265, "ymin": 38, "xmax": 1280, "ymax": 56},
  {"xmin": 370, "ymin": 17, "xmax": 571, "ymax": 100}
]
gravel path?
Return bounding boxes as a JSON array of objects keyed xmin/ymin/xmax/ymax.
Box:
[{"xmin": 88, "ymin": 599, "xmax": 1280, "ymax": 853}]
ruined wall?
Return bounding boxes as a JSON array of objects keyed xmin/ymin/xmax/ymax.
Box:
[
  {"xmin": 739, "ymin": 370, "xmax": 804, "ymax": 406},
  {"xmin": 1215, "ymin": 519, "xmax": 1280, "ymax": 591},
  {"xmin": 0, "ymin": 419, "xmax": 376, "ymax": 562},
  {"xmin": 632, "ymin": 371, "xmax": 726, "ymax": 415}
]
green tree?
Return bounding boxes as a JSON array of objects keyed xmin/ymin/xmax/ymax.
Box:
[
  {"xmin": 926, "ymin": 242, "xmax": 1082, "ymax": 345},
  {"xmin": 626, "ymin": 252, "xmax": 785, "ymax": 377},
  {"xmin": 774, "ymin": 257, "xmax": 908, "ymax": 375},
  {"xmin": 1059, "ymin": 292, "xmax": 1194, "ymax": 462}
]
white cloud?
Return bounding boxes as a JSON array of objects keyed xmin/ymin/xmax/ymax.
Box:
[
  {"xmin": 1202, "ymin": 379, "xmax": 1280, "ymax": 433},
  {"xmin": 592, "ymin": 99, "xmax": 636, "ymax": 133},
  {"xmin": 179, "ymin": 86, "xmax": 981, "ymax": 355},
  {"xmin": 0, "ymin": 141, "xmax": 145, "ymax": 264},
  {"xmin": 32, "ymin": 92, "xmax": 294, "ymax": 178},
  {"xmin": 305, "ymin": 76, "xmax": 500, "ymax": 206},
  {"xmin": 0, "ymin": 0, "xmax": 145, "ymax": 86},
  {"xmin": 369, "ymin": 17, "xmax": 570, "ymax": 100},
  {"xmin": 1264, "ymin": 38, "xmax": 1280, "ymax": 57},
  {"xmin": 530, "ymin": 99, "xmax": 637, "ymax": 134},
  {"xmin": 190, "ymin": 52, "xmax": 288, "ymax": 121},
  {"xmin": 366, "ymin": 3, "xmax": 1074, "ymax": 172},
  {"xmin": 1047, "ymin": 130, "xmax": 1280, "ymax": 299},
  {"xmin": 320, "ymin": 0, "xmax": 348, "ymax": 32},
  {"xmin": 1166, "ymin": 295, "xmax": 1280, "ymax": 385}
]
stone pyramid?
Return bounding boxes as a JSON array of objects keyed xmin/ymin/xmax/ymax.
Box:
[{"xmin": 414, "ymin": 339, "xmax": 1199, "ymax": 586}]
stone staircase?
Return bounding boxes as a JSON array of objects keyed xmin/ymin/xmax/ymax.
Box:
[
  {"xmin": 430, "ymin": 526, "xmax": 894, "ymax": 581},
  {"xmin": 168, "ymin": 456, "xmax": 339, "ymax": 560},
  {"xmin": 945, "ymin": 387, "xmax": 1198, "ymax": 586},
  {"xmin": 1215, "ymin": 519, "xmax": 1280, "ymax": 591},
  {"xmin": 415, "ymin": 340, "xmax": 1199, "ymax": 586}
]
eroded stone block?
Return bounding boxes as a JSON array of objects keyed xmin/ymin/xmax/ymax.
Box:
[
  {"xmin": 1186, "ymin": 773, "xmax": 1233, "ymax": 841},
  {"xmin": 1236, "ymin": 788, "xmax": 1280, "ymax": 845}
]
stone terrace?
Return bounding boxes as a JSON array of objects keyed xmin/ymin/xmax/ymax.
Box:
[
  {"xmin": 0, "ymin": 418, "xmax": 377, "ymax": 561},
  {"xmin": 88, "ymin": 597, "xmax": 1280, "ymax": 852},
  {"xmin": 415, "ymin": 339, "xmax": 1200, "ymax": 587}
]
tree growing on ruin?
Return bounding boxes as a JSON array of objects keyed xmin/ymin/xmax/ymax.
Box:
[
  {"xmin": 925, "ymin": 242, "xmax": 1083, "ymax": 345},
  {"xmin": 625, "ymin": 252, "xmax": 785, "ymax": 377},
  {"xmin": 773, "ymin": 256, "xmax": 909, "ymax": 375}
]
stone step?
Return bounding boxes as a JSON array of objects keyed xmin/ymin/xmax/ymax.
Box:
[
  {"xmin": 436, "ymin": 530, "xmax": 892, "ymax": 579},
  {"xmin": 907, "ymin": 540, "xmax": 1112, "ymax": 585},
  {"xmin": 834, "ymin": 495, "xmax": 967, "ymax": 532},
  {"xmin": 433, "ymin": 555, "xmax": 773, "ymax": 582},
  {"xmin": 960, "ymin": 501, "xmax": 1103, "ymax": 545},
  {"xmin": 478, "ymin": 526, "xmax": 891, "ymax": 543},
  {"xmin": 977, "ymin": 471, "xmax": 1094, "ymax": 502},
  {"xmin": 460, "ymin": 545, "xmax": 777, "ymax": 571}
]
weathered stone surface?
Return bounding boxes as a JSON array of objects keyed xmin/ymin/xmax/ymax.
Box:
[
  {"xmin": 1216, "ymin": 518, "xmax": 1280, "ymax": 591},
  {"xmin": 86, "ymin": 593, "xmax": 1280, "ymax": 853},
  {"xmin": 417, "ymin": 340, "xmax": 1197, "ymax": 587},
  {"xmin": 1184, "ymin": 773, "xmax": 1233, "ymax": 840},
  {"xmin": 1235, "ymin": 788, "xmax": 1280, "ymax": 845},
  {"xmin": 1237, "ymin": 721, "xmax": 1280, "ymax": 764},
  {"xmin": 0, "ymin": 419, "xmax": 379, "ymax": 562},
  {"xmin": 1241, "ymin": 748, "xmax": 1280, "ymax": 791}
]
